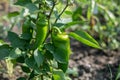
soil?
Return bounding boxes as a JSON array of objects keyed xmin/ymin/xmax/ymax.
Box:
[{"xmin": 69, "ymin": 39, "xmax": 120, "ymax": 80}]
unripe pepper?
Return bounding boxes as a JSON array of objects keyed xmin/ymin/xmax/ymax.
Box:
[
  {"xmin": 22, "ymin": 19, "xmax": 33, "ymax": 41},
  {"xmin": 52, "ymin": 27, "xmax": 71, "ymax": 72},
  {"xmin": 22, "ymin": 19, "xmax": 31, "ymax": 34},
  {"xmin": 33, "ymin": 18, "xmax": 48, "ymax": 50}
]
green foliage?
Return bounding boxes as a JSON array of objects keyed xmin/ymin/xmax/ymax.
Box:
[
  {"xmin": 0, "ymin": 45, "xmax": 11, "ymax": 60},
  {"xmin": 72, "ymin": 0, "xmax": 120, "ymax": 50}
]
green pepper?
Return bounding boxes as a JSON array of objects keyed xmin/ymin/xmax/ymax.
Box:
[
  {"xmin": 52, "ymin": 27, "xmax": 71, "ymax": 72},
  {"xmin": 33, "ymin": 18, "xmax": 48, "ymax": 50},
  {"xmin": 22, "ymin": 19, "xmax": 33, "ymax": 40},
  {"xmin": 22, "ymin": 19, "xmax": 31, "ymax": 34}
]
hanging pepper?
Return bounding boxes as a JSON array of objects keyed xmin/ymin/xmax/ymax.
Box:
[
  {"xmin": 33, "ymin": 18, "xmax": 48, "ymax": 50},
  {"xmin": 22, "ymin": 19, "xmax": 31, "ymax": 34},
  {"xmin": 22, "ymin": 19, "xmax": 33, "ymax": 41},
  {"xmin": 52, "ymin": 27, "xmax": 71, "ymax": 72}
]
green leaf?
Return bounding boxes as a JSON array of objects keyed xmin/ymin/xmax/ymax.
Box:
[
  {"xmin": 25, "ymin": 56, "xmax": 40, "ymax": 73},
  {"xmin": 0, "ymin": 40, "xmax": 5, "ymax": 46},
  {"xmin": 7, "ymin": 31, "xmax": 26, "ymax": 49},
  {"xmin": 44, "ymin": 43, "xmax": 54, "ymax": 55},
  {"xmin": 9, "ymin": 48, "xmax": 22, "ymax": 59},
  {"xmin": 53, "ymin": 9, "xmax": 59, "ymax": 20},
  {"xmin": 60, "ymin": 21, "xmax": 87, "ymax": 30},
  {"xmin": 44, "ymin": 50, "xmax": 53, "ymax": 60},
  {"xmin": 106, "ymin": 10, "xmax": 117, "ymax": 25},
  {"xmin": 21, "ymin": 33, "xmax": 32, "ymax": 40},
  {"xmin": 15, "ymin": 0, "xmax": 38, "ymax": 14},
  {"xmin": 64, "ymin": 11, "xmax": 73, "ymax": 15},
  {"xmin": 28, "ymin": 70, "xmax": 35, "ymax": 80},
  {"xmin": 54, "ymin": 21, "xmax": 87, "ymax": 30},
  {"xmin": 72, "ymin": 6, "xmax": 82, "ymax": 21},
  {"xmin": 17, "ymin": 77, "xmax": 26, "ymax": 80},
  {"xmin": 21, "ymin": 65, "xmax": 31, "ymax": 73},
  {"xmin": 45, "ymin": 43, "xmax": 68, "ymax": 63},
  {"xmin": 25, "ymin": 3, "xmax": 38, "ymax": 13},
  {"xmin": 58, "ymin": 62, "xmax": 68, "ymax": 73},
  {"xmin": 97, "ymin": 4, "xmax": 117, "ymax": 25},
  {"xmin": 8, "ymin": 11, "xmax": 20, "ymax": 18},
  {"xmin": 54, "ymin": 47, "xmax": 69, "ymax": 63},
  {"xmin": 34, "ymin": 49, "xmax": 44, "ymax": 67},
  {"xmin": 69, "ymin": 31, "xmax": 101, "ymax": 49},
  {"xmin": 0, "ymin": 45, "xmax": 11, "ymax": 60},
  {"xmin": 53, "ymin": 69, "xmax": 65, "ymax": 80},
  {"xmin": 14, "ymin": 0, "xmax": 32, "ymax": 6},
  {"xmin": 87, "ymin": 7, "xmax": 91, "ymax": 20},
  {"xmin": 42, "ymin": 62, "xmax": 50, "ymax": 72},
  {"xmin": 16, "ymin": 56, "xmax": 25, "ymax": 63},
  {"xmin": 7, "ymin": 31, "xmax": 18, "ymax": 41},
  {"xmin": 25, "ymin": 56, "xmax": 36, "ymax": 69},
  {"xmin": 53, "ymin": 23, "xmax": 65, "ymax": 27}
]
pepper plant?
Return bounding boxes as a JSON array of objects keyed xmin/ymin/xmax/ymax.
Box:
[{"xmin": 0, "ymin": 0, "xmax": 101, "ymax": 80}]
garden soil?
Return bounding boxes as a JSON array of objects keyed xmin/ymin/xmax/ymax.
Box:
[{"xmin": 69, "ymin": 39, "xmax": 120, "ymax": 80}]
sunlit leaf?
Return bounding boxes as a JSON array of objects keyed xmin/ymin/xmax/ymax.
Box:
[
  {"xmin": 69, "ymin": 30, "xmax": 101, "ymax": 49},
  {"xmin": 8, "ymin": 11, "xmax": 20, "ymax": 18},
  {"xmin": 64, "ymin": 11, "xmax": 73, "ymax": 15}
]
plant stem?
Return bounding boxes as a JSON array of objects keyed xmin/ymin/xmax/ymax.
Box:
[
  {"xmin": 48, "ymin": 0, "xmax": 56, "ymax": 31},
  {"xmin": 10, "ymin": 21, "xmax": 16, "ymax": 31},
  {"xmin": 37, "ymin": 3, "xmax": 41, "ymax": 20},
  {"xmin": 43, "ymin": 0, "xmax": 56, "ymax": 43},
  {"xmin": 108, "ymin": 64, "xmax": 113, "ymax": 80},
  {"xmin": 41, "ymin": 75, "xmax": 44, "ymax": 80},
  {"xmin": 54, "ymin": 0, "xmax": 69, "ymax": 24}
]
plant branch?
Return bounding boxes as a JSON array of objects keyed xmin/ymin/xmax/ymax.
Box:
[
  {"xmin": 48, "ymin": 0, "xmax": 56, "ymax": 31},
  {"xmin": 43, "ymin": 0, "xmax": 56, "ymax": 43},
  {"xmin": 54, "ymin": 0, "xmax": 69, "ymax": 24},
  {"xmin": 10, "ymin": 20, "xmax": 17, "ymax": 31},
  {"xmin": 41, "ymin": 75, "xmax": 44, "ymax": 80},
  {"xmin": 37, "ymin": 3, "xmax": 41, "ymax": 20}
]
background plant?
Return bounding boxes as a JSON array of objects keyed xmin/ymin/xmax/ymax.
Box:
[{"xmin": 71, "ymin": 0, "xmax": 120, "ymax": 50}]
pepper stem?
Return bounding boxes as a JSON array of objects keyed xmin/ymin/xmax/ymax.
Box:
[{"xmin": 52, "ymin": 27, "xmax": 62, "ymax": 34}]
